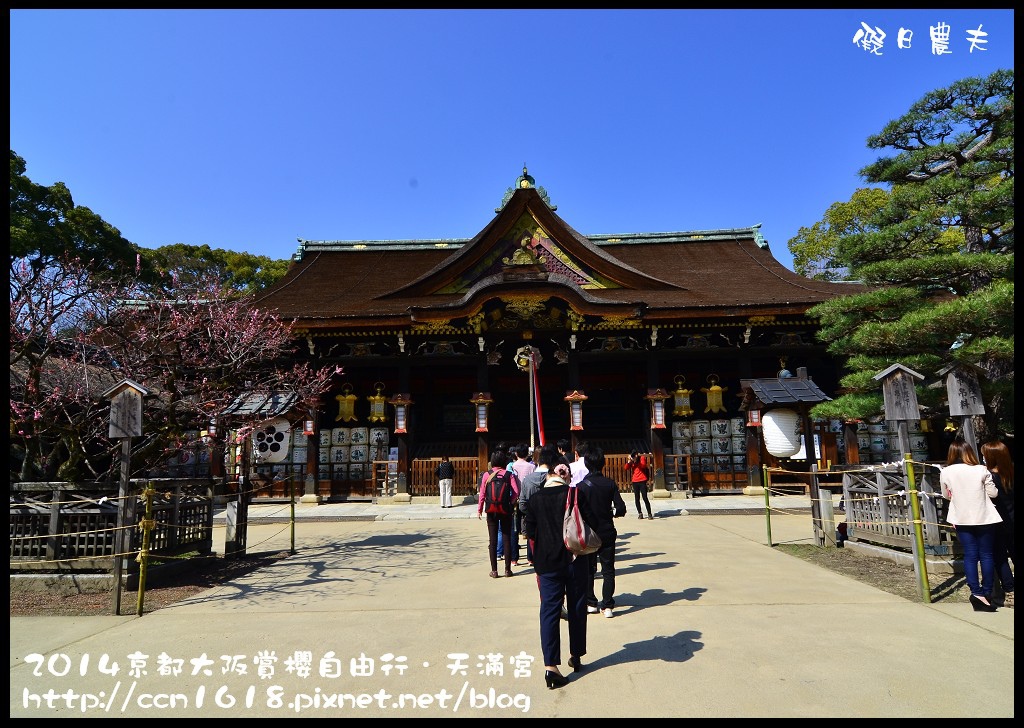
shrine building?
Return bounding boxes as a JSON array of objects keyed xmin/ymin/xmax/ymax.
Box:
[{"xmin": 245, "ymin": 168, "xmax": 866, "ymax": 501}]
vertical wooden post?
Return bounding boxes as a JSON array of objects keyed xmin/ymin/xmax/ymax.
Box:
[
  {"xmin": 47, "ymin": 488, "xmax": 61, "ymax": 564},
  {"xmin": 809, "ymin": 463, "xmax": 824, "ymax": 546},
  {"xmin": 103, "ymin": 379, "xmax": 148, "ymax": 615},
  {"xmin": 135, "ymin": 483, "xmax": 155, "ymax": 616},
  {"xmin": 819, "ymin": 486, "xmax": 836, "ymax": 547},
  {"xmin": 112, "ymin": 438, "xmax": 131, "ymax": 615}
]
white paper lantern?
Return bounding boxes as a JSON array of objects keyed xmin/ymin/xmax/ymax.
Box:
[
  {"xmin": 762, "ymin": 408, "xmax": 801, "ymax": 457},
  {"xmin": 252, "ymin": 417, "xmax": 291, "ymax": 463}
]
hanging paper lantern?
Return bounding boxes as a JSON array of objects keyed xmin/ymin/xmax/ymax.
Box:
[
  {"xmin": 672, "ymin": 375, "xmax": 694, "ymax": 417},
  {"xmin": 367, "ymin": 382, "xmax": 387, "ymax": 423},
  {"xmin": 252, "ymin": 417, "xmax": 292, "ymax": 463},
  {"xmin": 334, "ymin": 383, "xmax": 358, "ymax": 422},
  {"xmin": 701, "ymin": 374, "xmax": 728, "ymax": 414},
  {"xmin": 762, "ymin": 408, "xmax": 801, "ymax": 457}
]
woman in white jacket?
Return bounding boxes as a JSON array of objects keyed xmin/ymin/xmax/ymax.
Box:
[{"xmin": 940, "ymin": 438, "xmax": 1003, "ymax": 611}]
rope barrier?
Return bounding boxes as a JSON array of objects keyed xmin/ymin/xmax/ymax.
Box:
[
  {"xmin": 9, "ymin": 500, "xmax": 295, "ymax": 568},
  {"xmin": 763, "ymin": 464, "xmax": 952, "ymax": 533}
]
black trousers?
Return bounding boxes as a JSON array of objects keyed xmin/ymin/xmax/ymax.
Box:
[
  {"xmin": 486, "ymin": 512, "xmax": 514, "ymax": 572},
  {"xmin": 537, "ymin": 557, "xmax": 589, "ymax": 666},
  {"xmin": 586, "ymin": 539, "xmax": 617, "ymax": 609},
  {"xmin": 632, "ymin": 481, "xmax": 652, "ymax": 516}
]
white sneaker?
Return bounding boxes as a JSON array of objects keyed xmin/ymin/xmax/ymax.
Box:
[
  {"xmin": 587, "ymin": 605, "xmax": 600, "ymax": 614},
  {"xmin": 603, "ymin": 608, "xmax": 614, "ymax": 618}
]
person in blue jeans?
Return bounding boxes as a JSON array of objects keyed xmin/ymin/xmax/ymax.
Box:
[
  {"xmin": 496, "ymin": 448, "xmax": 522, "ymax": 565},
  {"xmin": 940, "ymin": 437, "xmax": 1003, "ymax": 612},
  {"xmin": 522, "ymin": 445, "xmax": 592, "ymax": 688},
  {"xmin": 981, "ymin": 440, "xmax": 1014, "ymax": 607}
]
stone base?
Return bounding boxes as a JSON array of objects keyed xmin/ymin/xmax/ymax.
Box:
[
  {"xmin": 650, "ymin": 489, "xmax": 672, "ymax": 499},
  {"xmin": 299, "ymin": 494, "xmax": 322, "ymax": 505},
  {"xmin": 390, "ymin": 492, "xmax": 412, "ymax": 504},
  {"xmin": 742, "ymin": 485, "xmax": 766, "ymax": 496}
]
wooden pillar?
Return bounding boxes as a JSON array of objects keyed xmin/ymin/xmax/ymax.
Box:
[
  {"xmin": 477, "ymin": 359, "xmax": 490, "ymax": 478},
  {"xmin": 843, "ymin": 421, "xmax": 861, "ymax": 465},
  {"xmin": 743, "ymin": 423, "xmax": 764, "ymax": 495},
  {"xmin": 301, "ymin": 400, "xmax": 322, "ymax": 504},
  {"xmin": 646, "ymin": 356, "xmax": 670, "ymax": 498}
]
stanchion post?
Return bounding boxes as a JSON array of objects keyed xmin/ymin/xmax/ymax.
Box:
[
  {"xmin": 289, "ymin": 477, "xmax": 296, "ymax": 555},
  {"xmin": 763, "ymin": 465, "xmax": 773, "ymax": 547},
  {"xmin": 135, "ymin": 482, "xmax": 155, "ymax": 616},
  {"xmin": 904, "ymin": 453, "xmax": 932, "ymax": 603}
]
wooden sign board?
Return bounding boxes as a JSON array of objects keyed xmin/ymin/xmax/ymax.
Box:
[
  {"xmin": 873, "ymin": 364, "xmax": 923, "ymax": 422},
  {"xmin": 104, "ymin": 379, "xmax": 149, "ymax": 439},
  {"xmin": 945, "ymin": 367, "xmax": 985, "ymax": 416},
  {"xmin": 109, "ymin": 388, "xmax": 144, "ymax": 438}
]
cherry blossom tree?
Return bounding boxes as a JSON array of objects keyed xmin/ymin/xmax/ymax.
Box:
[{"xmin": 10, "ymin": 256, "xmax": 339, "ymax": 482}]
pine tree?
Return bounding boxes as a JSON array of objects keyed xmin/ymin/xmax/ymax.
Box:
[{"xmin": 806, "ymin": 69, "xmax": 1013, "ymax": 439}]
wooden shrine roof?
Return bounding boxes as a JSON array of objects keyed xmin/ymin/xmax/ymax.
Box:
[{"xmin": 250, "ymin": 186, "xmax": 865, "ymax": 330}]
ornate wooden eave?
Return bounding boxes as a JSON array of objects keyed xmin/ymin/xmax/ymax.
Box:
[
  {"xmin": 251, "ymin": 169, "xmax": 866, "ymax": 336},
  {"xmin": 405, "ymin": 273, "xmax": 647, "ymax": 322},
  {"xmin": 384, "ymin": 187, "xmax": 681, "ymax": 299}
]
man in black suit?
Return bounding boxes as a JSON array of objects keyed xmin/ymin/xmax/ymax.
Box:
[{"xmin": 580, "ymin": 446, "xmax": 627, "ymax": 617}]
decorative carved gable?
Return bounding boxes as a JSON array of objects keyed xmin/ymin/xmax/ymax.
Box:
[
  {"xmin": 384, "ymin": 186, "xmax": 676, "ymax": 300},
  {"xmin": 436, "ymin": 213, "xmax": 619, "ymax": 294}
]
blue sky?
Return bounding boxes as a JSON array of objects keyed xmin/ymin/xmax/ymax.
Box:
[{"xmin": 10, "ymin": 9, "xmax": 1014, "ymax": 273}]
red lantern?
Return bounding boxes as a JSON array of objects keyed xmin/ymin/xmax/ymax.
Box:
[{"xmin": 564, "ymin": 390, "xmax": 588, "ymax": 431}]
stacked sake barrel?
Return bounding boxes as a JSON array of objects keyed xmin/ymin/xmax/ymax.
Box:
[
  {"xmin": 672, "ymin": 417, "xmax": 746, "ymax": 474},
  {"xmin": 857, "ymin": 419, "xmax": 929, "ymax": 463},
  {"xmin": 318, "ymin": 426, "xmax": 390, "ymax": 480}
]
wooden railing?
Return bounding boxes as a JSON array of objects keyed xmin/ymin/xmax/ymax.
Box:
[
  {"xmin": 841, "ymin": 464, "xmax": 955, "ymax": 554},
  {"xmin": 410, "ymin": 457, "xmax": 483, "ymax": 498},
  {"xmin": 255, "ymin": 452, "xmax": 693, "ymax": 501},
  {"xmin": 10, "ymin": 479, "xmax": 215, "ymax": 571},
  {"xmin": 406, "ymin": 453, "xmax": 690, "ymax": 497}
]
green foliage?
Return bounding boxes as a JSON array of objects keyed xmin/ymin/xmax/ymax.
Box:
[
  {"xmin": 788, "ymin": 187, "xmax": 890, "ymax": 279},
  {"xmin": 9, "ymin": 150, "xmax": 141, "ymax": 279},
  {"xmin": 805, "ymin": 69, "xmax": 1014, "ymax": 439},
  {"xmin": 140, "ymin": 243, "xmax": 290, "ymax": 296},
  {"xmin": 10, "ymin": 150, "xmax": 290, "ymax": 296}
]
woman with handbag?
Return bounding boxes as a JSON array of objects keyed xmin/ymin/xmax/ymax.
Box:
[
  {"xmin": 941, "ymin": 437, "xmax": 1002, "ymax": 612},
  {"xmin": 522, "ymin": 443, "xmax": 593, "ymax": 689}
]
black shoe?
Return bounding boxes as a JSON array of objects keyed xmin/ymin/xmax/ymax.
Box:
[
  {"xmin": 970, "ymin": 594, "xmax": 997, "ymax": 612},
  {"xmin": 637, "ymin": 514, "xmax": 644, "ymax": 519},
  {"xmin": 544, "ymin": 670, "xmax": 569, "ymax": 689},
  {"xmin": 567, "ymin": 656, "xmax": 585, "ymax": 673},
  {"xmin": 647, "ymin": 513, "xmax": 654, "ymax": 519}
]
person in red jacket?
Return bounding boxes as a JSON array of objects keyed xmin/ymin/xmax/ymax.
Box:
[{"xmin": 625, "ymin": 450, "xmax": 654, "ymax": 520}]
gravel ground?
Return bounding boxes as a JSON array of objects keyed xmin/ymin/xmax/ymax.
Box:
[
  {"xmin": 10, "ymin": 551, "xmax": 292, "ymax": 617},
  {"xmin": 775, "ymin": 543, "xmax": 985, "ymax": 605},
  {"xmin": 13, "ymin": 543, "xmax": 1009, "ymax": 617}
]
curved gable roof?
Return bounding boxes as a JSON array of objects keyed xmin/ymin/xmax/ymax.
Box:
[
  {"xmin": 250, "ymin": 181, "xmax": 865, "ymax": 328},
  {"xmin": 385, "ymin": 188, "xmax": 679, "ymax": 298}
]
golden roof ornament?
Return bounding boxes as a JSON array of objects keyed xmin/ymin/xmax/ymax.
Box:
[{"xmin": 495, "ymin": 164, "xmax": 557, "ymax": 212}]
